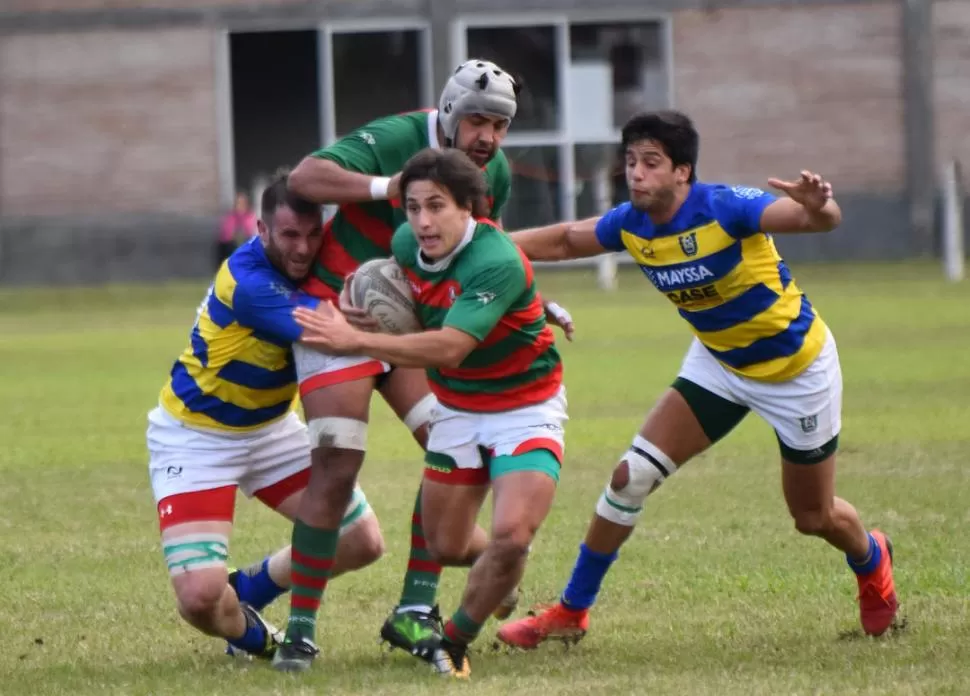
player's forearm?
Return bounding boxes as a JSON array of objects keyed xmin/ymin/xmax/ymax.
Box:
[
  {"xmin": 288, "ymin": 157, "xmax": 387, "ymax": 205},
  {"xmin": 509, "ymin": 223, "xmax": 573, "ymax": 261},
  {"xmin": 355, "ymin": 330, "xmax": 469, "ymax": 369}
]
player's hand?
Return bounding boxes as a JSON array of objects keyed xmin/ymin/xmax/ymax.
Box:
[
  {"xmin": 294, "ymin": 302, "xmax": 362, "ymax": 354},
  {"xmin": 767, "ymin": 170, "xmax": 833, "ymax": 212},
  {"xmin": 543, "ymin": 300, "xmax": 575, "ymax": 342},
  {"xmin": 339, "ymin": 272, "xmax": 381, "ymax": 333}
]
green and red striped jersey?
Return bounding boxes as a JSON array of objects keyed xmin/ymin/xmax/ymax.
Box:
[
  {"xmin": 392, "ymin": 219, "xmax": 562, "ymax": 413},
  {"xmin": 302, "ymin": 109, "xmax": 512, "ymax": 301}
]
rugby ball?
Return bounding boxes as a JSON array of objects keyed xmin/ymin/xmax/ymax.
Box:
[{"xmin": 347, "ymin": 258, "xmax": 421, "ymax": 335}]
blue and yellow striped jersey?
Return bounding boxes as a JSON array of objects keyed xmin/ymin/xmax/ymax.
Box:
[
  {"xmin": 595, "ymin": 182, "xmax": 827, "ymax": 382},
  {"xmin": 159, "ymin": 238, "xmax": 319, "ymax": 431}
]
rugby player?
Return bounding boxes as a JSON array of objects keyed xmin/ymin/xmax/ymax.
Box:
[
  {"xmin": 292, "ymin": 148, "xmax": 567, "ymax": 679},
  {"xmin": 274, "ymin": 59, "xmax": 572, "ymax": 671},
  {"xmin": 496, "ymin": 110, "xmax": 899, "ymax": 648},
  {"xmin": 146, "ymin": 171, "xmax": 383, "ymax": 661}
]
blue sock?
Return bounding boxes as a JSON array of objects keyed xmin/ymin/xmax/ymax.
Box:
[
  {"xmin": 560, "ymin": 543, "xmax": 618, "ymax": 611},
  {"xmin": 847, "ymin": 532, "xmax": 882, "ymax": 575},
  {"xmin": 233, "ymin": 558, "xmax": 286, "ymax": 611},
  {"xmin": 227, "ymin": 611, "xmax": 268, "ymax": 654}
]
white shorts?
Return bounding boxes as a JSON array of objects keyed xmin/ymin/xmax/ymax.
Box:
[
  {"xmin": 293, "ymin": 343, "xmax": 391, "ymax": 395},
  {"xmin": 424, "ymin": 387, "xmax": 568, "ymax": 485},
  {"xmin": 677, "ymin": 329, "xmax": 842, "ymax": 454},
  {"xmin": 146, "ymin": 406, "xmax": 368, "ymax": 529}
]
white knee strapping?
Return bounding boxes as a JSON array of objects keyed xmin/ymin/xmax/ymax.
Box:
[
  {"xmin": 595, "ymin": 435, "xmax": 678, "ymax": 526},
  {"xmin": 402, "ymin": 394, "xmax": 437, "ymax": 432},
  {"xmin": 307, "ymin": 417, "xmax": 368, "ymax": 451}
]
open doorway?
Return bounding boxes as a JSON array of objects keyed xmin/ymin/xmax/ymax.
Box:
[{"xmin": 230, "ymin": 30, "xmax": 320, "ymax": 201}]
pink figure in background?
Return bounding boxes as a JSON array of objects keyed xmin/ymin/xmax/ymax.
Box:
[{"xmin": 215, "ymin": 192, "xmax": 258, "ymax": 268}]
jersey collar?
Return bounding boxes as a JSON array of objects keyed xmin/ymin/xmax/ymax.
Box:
[{"xmin": 416, "ymin": 218, "xmax": 476, "ymax": 272}]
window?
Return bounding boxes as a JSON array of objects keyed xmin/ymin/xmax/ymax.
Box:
[
  {"xmin": 569, "ymin": 22, "xmax": 668, "ymax": 131},
  {"xmin": 465, "ymin": 26, "xmax": 560, "ymax": 132},
  {"xmin": 331, "ymin": 30, "xmax": 425, "ymax": 136},
  {"xmin": 502, "ymin": 146, "xmax": 561, "ymax": 228},
  {"xmin": 574, "ymin": 143, "xmax": 628, "ymax": 218}
]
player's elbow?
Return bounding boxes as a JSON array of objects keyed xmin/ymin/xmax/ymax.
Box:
[
  {"xmin": 438, "ymin": 347, "xmax": 469, "ymax": 369},
  {"xmin": 436, "ymin": 339, "xmax": 474, "ymax": 369},
  {"xmin": 288, "ymin": 157, "xmax": 341, "ymax": 202},
  {"xmin": 287, "ymin": 157, "xmax": 318, "ymax": 198}
]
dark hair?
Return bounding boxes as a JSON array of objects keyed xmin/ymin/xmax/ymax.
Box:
[
  {"xmin": 621, "ymin": 110, "xmax": 699, "ymax": 183},
  {"xmin": 261, "ymin": 168, "xmax": 320, "ymax": 223},
  {"xmin": 399, "ymin": 148, "xmax": 490, "ymax": 218}
]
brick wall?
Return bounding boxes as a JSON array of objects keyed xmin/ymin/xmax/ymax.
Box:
[
  {"xmin": 672, "ymin": 3, "xmax": 904, "ymax": 192},
  {"xmin": 3, "ymin": 0, "xmax": 307, "ymax": 11},
  {"xmin": 0, "ymin": 28, "xmax": 220, "ymax": 216}
]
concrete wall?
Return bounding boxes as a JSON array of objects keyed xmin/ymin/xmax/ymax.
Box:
[
  {"xmin": 934, "ymin": 0, "xmax": 970, "ymax": 193},
  {"xmin": 0, "ymin": 28, "xmax": 220, "ymax": 216}
]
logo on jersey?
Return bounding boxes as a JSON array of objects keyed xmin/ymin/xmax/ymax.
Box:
[
  {"xmin": 799, "ymin": 415, "xmax": 819, "ymax": 433},
  {"xmin": 731, "ymin": 186, "xmax": 767, "ymax": 200},
  {"xmin": 643, "ymin": 264, "xmax": 715, "ymax": 290},
  {"xmin": 448, "ymin": 287, "xmax": 458, "ymax": 305},
  {"xmin": 678, "ymin": 232, "xmax": 699, "ymax": 257},
  {"xmin": 666, "ymin": 284, "xmax": 720, "ymax": 305},
  {"xmin": 637, "ymin": 243, "xmax": 655, "ymax": 259},
  {"xmin": 476, "ymin": 291, "xmax": 495, "ymax": 305},
  {"xmin": 357, "ymin": 131, "xmax": 376, "ymax": 145},
  {"xmin": 268, "ymin": 281, "xmax": 293, "ymax": 299}
]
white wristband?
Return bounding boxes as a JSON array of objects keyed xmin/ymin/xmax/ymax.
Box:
[{"xmin": 369, "ymin": 176, "xmax": 392, "ymax": 200}]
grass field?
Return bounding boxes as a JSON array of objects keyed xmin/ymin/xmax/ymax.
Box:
[{"xmin": 1, "ymin": 263, "xmax": 968, "ymax": 696}]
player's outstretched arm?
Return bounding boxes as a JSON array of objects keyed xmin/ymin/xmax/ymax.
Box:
[
  {"xmin": 761, "ymin": 170, "xmax": 842, "ymax": 234},
  {"xmin": 293, "ymin": 303, "xmax": 477, "ymax": 369},
  {"xmin": 288, "ymin": 156, "xmax": 401, "ymax": 206},
  {"xmin": 508, "ymin": 216, "xmax": 606, "ymax": 261}
]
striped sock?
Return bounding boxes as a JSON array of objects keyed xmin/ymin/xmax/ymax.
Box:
[
  {"xmin": 285, "ymin": 519, "xmax": 338, "ymax": 642},
  {"xmin": 397, "ymin": 486, "xmax": 442, "ymax": 609},
  {"xmin": 443, "ymin": 607, "xmax": 483, "ymax": 646}
]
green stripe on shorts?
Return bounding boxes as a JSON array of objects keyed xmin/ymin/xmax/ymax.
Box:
[{"xmin": 490, "ymin": 449, "xmax": 560, "ymax": 484}]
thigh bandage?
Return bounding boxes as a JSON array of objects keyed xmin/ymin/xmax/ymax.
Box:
[
  {"xmin": 307, "ymin": 417, "xmax": 368, "ymax": 451},
  {"xmin": 163, "ymin": 533, "xmax": 229, "ymax": 576}
]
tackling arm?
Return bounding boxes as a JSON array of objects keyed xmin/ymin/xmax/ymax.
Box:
[
  {"xmin": 288, "ymin": 156, "xmax": 398, "ymax": 206},
  {"xmin": 508, "ymin": 216, "xmax": 606, "ymax": 261}
]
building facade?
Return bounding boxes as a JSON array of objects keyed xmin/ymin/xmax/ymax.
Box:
[{"xmin": 0, "ymin": 0, "xmax": 967, "ymax": 284}]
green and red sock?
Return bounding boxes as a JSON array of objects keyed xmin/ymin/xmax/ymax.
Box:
[
  {"xmin": 443, "ymin": 607, "xmax": 483, "ymax": 645},
  {"xmin": 285, "ymin": 519, "xmax": 338, "ymax": 642},
  {"xmin": 397, "ymin": 486, "xmax": 442, "ymax": 611}
]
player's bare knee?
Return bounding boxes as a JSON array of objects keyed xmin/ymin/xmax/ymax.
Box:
[
  {"xmin": 488, "ymin": 527, "xmax": 534, "ymax": 572},
  {"xmin": 610, "ymin": 461, "xmax": 631, "ymax": 490},
  {"xmin": 425, "ymin": 530, "xmax": 471, "ymax": 566},
  {"xmin": 596, "ymin": 436, "xmax": 678, "ymax": 527},
  {"xmin": 355, "ymin": 517, "xmax": 385, "ymax": 565},
  {"xmin": 174, "ymin": 574, "xmax": 225, "ymax": 626}
]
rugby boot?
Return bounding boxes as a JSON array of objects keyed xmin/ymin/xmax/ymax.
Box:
[
  {"xmin": 496, "ymin": 602, "xmax": 589, "ymax": 649},
  {"xmin": 856, "ymin": 529, "xmax": 899, "ymax": 636}
]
